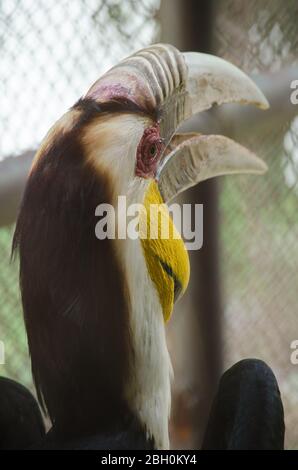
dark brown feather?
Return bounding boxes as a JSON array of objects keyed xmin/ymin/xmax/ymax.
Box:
[{"xmin": 13, "ymin": 105, "xmax": 134, "ymax": 439}]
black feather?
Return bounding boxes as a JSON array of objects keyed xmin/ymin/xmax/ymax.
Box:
[{"xmin": 202, "ymin": 359, "xmax": 285, "ymax": 450}]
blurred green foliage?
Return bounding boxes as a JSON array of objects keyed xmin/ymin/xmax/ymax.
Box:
[{"xmin": 0, "ymin": 225, "xmax": 32, "ymax": 390}]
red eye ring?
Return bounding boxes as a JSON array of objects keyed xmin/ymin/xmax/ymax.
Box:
[{"xmin": 136, "ymin": 125, "xmax": 164, "ymax": 178}]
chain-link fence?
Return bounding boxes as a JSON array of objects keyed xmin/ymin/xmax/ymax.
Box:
[
  {"xmin": 0, "ymin": 0, "xmax": 298, "ymax": 449},
  {"xmin": 214, "ymin": 0, "xmax": 298, "ymax": 449}
]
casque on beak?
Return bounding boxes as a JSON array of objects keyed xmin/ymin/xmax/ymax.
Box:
[{"xmin": 85, "ymin": 43, "xmax": 269, "ymax": 202}]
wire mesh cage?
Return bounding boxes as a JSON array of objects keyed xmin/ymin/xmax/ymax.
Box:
[
  {"xmin": 214, "ymin": 0, "xmax": 298, "ymax": 449},
  {"xmin": 0, "ymin": 0, "xmax": 297, "ymax": 449}
]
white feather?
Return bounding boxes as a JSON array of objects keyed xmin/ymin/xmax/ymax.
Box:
[{"xmin": 84, "ymin": 113, "xmax": 173, "ymax": 449}]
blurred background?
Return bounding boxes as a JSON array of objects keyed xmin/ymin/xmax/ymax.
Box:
[{"xmin": 0, "ymin": 0, "xmax": 297, "ymax": 449}]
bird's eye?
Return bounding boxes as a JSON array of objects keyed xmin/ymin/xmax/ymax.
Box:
[{"xmin": 149, "ymin": 144, "xmax": 157, "ymax": 158}]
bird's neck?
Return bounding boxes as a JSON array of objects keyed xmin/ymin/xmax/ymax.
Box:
[
  {"xmin": 14, "ymin": 126, "xmax": 172, "ymax": 447},
  {"xmin": 118, "ymin": 232, "xmax": 172, "ymax": 449},
  {"xmin": 14, "ymin": 132, "xmax": 137, "ymax": 441}
]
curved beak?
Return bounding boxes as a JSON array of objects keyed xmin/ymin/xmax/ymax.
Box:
[
  {"xmin": 86, "ymin": 43, "xmax": 269, "ymax": 201},
  {"xmin": 183, "ymin": 51, "xmax": 269, "ymax": 114}
]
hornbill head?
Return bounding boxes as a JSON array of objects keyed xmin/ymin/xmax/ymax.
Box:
[{"xmin": 13, "ymin": 44, "xmax": 268, "ymax": 449}]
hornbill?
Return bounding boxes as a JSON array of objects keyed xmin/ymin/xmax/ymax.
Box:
[{"xmin": 8, "ymin": 44, "xmax": 271, "ymax": 449}]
